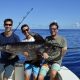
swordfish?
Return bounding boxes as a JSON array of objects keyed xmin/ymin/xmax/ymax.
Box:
[{"xmin": 0, "ymin": 42, "xmax": 62, "ymax": 61}]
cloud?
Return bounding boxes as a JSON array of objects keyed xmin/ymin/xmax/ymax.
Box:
[
  {"xmin": 72, "ymin": 22, "xmax": 80, "ymax": 29},
  {"xmin": 75, "ymin": 22, "xmax": 80, "ymax": 27}
]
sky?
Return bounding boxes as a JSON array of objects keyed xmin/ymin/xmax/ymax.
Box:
[{"xmin": 0, "ymin": 0, "xmax": 80, "ymax": 29}]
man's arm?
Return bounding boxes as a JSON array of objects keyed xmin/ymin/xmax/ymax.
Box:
[
  {"xmin": 61, "ymin": 47, "xmax": 67, "ymax": 57},
  {"xmin": 61, "ymin": 37, "xmax": 67, "ymax": 56},
  {"xmin": 42, "ymin": 51, "xmax": 61, "ymax": 62}
]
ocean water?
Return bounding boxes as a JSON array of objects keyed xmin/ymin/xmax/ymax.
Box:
[{"xmin": 0, "ymin": 29, "xmax": 80, "ymax": 77}]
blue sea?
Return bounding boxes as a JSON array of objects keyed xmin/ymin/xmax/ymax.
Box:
[{"xmin": 0, "ymin": 29, "xmax": 80, "ymax": 78}]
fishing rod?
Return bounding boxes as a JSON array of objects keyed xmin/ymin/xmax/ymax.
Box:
[
  {"xmin": 13, "ymin": 8, "xmax": 33, "ymax": 32},
  {"xmin": 67, "ymin": 47, "xmax": 80, "ymax": 49}
]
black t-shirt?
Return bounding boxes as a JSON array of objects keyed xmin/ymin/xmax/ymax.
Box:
[{"xmin": 0, "ymin": 32, "xmax": 20, "ymax": 64}]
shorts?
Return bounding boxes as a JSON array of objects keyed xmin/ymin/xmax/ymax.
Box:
[
  {"xmin": 25, "ymin": 63, "xmax": 40, "ymax": 77},
  {"xmin": 0, "ymin": 64, "xmax": 14, "ymax": 79},
  {"xmin": 39, "ymin": 63, "xmax": 61, "ymax": 77}
]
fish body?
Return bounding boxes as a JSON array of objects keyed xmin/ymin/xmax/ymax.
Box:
[
  {"xmin": 0, "ymin": 42, "xmax": 62, "ymax": 61},
  {"xmin": 0, "ymin": 42, "xmax": 43, "ymax": 60}
]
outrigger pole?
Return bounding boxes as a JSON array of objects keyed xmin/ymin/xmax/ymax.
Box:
[{"xmin": 13, "ymin": 8, "xmax": 33, "ymax": 32}]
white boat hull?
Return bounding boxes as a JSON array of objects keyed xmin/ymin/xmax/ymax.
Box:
[
  {"xmin": 58, "ymin": 66, "xmax": 79, "ymax": 80},
  {"xmin": 7, "ymin": 66, "xmax": 79, "ymax": 80}
]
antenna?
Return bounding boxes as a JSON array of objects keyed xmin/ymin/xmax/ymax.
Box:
[{"xmin": 13, "ymin": 8, "xmax": 33, "ymax": 32}]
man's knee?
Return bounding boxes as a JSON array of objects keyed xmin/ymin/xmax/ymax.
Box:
[
  {"xmin": 50, "ymin": 63, "xmax": 61, "ymax": 78},
  {"xmin": 38, "ymin": 74, "xmax": 44, "ymax": 80},
  {"xmin": 50, "ymin": 70, "xmax": 58, "ymax": 78}
]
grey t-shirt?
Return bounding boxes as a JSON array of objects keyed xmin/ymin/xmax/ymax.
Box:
[{"xmin": 40, "ymin": 35, "xmax": 67, "ymax": 64}]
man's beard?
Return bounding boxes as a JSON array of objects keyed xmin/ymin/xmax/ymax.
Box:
[
  {"xmin": 5, "ymin": 28, "xmax": 12, "ymax": 32},
  {"xmin": 51, "ymin": 32, "xmax": 56, "ymax": 37}
]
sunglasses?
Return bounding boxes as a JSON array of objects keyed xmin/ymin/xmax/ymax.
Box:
[
  {"xmin": 5, "ymin": 24, "xmax": 12, "ymax": 26},
  {"xmin": 22, "ymin": 29, "xmax": 29, "ymax": 33},
  {"xmin": 50, "ymin": 28, "xmax": 57, "ymax": 30}
]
